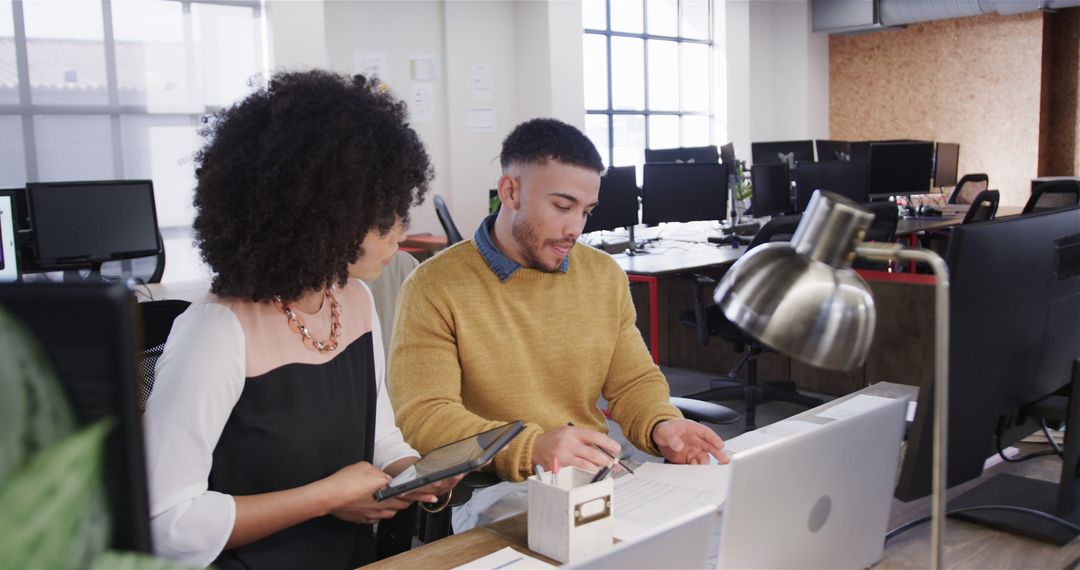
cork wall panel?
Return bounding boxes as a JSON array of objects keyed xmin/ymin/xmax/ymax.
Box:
[
  {"xmin": 830, "ymin": 13, "xmax": 1044, "ymax": 206},
  {"xmin": 1039, "ymin": 8, "xmax": 1080, "ymax": 176}
]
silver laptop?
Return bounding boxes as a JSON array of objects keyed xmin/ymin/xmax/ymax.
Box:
[
  {"xmin": 716, "ymin": 394, "xmax": 909, "ymax": 569},
  {"xmin": 566, "ymin": 394, "xmax": 908, "ymax": 569}
]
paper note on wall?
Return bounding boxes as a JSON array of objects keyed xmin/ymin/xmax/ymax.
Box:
[
  {"xmin": 467, "ymin": 107, "xmax": 496, "ymax": 133},
  {"xmin": 411, "ymin": 84, "xmax": 434, "ymax": 123}
]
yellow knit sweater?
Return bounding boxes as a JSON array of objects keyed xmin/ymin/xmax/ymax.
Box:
[{"xmin": 388, "ymin": 239, "xmax": 681, "ymax": 481}]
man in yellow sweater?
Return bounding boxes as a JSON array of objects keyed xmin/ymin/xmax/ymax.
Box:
[{"xmin": 389, "ymin": 118, "xmax": 726, "ymax": 529}]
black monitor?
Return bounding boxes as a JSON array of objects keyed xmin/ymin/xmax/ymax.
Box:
[
  {"xmin": 749, "ymin": 163, "xmax": 792, "ymax": 217},
  {"xmin": 644, "ymin": 145, "xmax": 719, "ymax": 164},
  {"xmin": 641, "ymin": 162, "xmax": 728, "ymax": 225},
  {"xmin": 584, "ymin": 165, "xmax": 639, "ymax": 233},
  {"xmin": 867, "ymin": 141, "xmax": 934, "ymax": 198},
  {"xmin": 1, "ymin": 187, "xmax": 31, "ymax": 230},
  {"xmin": 895, "ymin": 206, "xmax": 1080, "ymax": 544},
  {"xmin": 934, "ymin": 142, "xmax": 960, "ymax": 188},
  {"xmin": 750, "ymin": 140, "xmax": 815, "ymax": 168},
  {"xmin": 26, "ymin": 180, "xmax": 162, "ymax": 272},
  {"xmin": 793, "ymin": 160, "xmax": 869, "ymax": 212},
  {"xmin": 720, "ymin": 142, "xmax": 736, "ymax": 167},
  {"xmin": 0, "ymin": 282, "xmax": 152, "ymax": 552},
  {"xmin": 814, "ymin": 140, "xmax": 852, "ymax": 162},
  {"xmin": 849, "ymin": 141, "xmax": 871, "ymax": 161}
]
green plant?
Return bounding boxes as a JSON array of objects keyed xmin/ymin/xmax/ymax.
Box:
[
  {"xmin": 735, "ymin": 161, "xmax": 752, "ymax": 201},
  {"xmin": 0, "ymin": 307, "xmax": 191, "ymax": 569}
]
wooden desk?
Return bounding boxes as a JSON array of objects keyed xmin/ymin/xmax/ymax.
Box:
[
  {"xmin": 364, "ymin": 382, "xmax": 1080, "ymax": 569},
  {"xmin": 610, "ymin": 241, "xmax": 744, "ymax": 364}
]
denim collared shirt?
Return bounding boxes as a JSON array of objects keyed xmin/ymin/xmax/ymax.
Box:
[{"xmin": 473, "ymin": 214, "xmax": 570, "ymax": 282}]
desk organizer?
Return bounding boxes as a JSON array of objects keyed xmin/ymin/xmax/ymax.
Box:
[{"xmin": 527, "ymin": 466, "xmax": 614, "ymax": 563}]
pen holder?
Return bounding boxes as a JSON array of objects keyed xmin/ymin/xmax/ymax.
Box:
[{"xmin": 527, "ymin": 466, "xmax": 614, "ymax": 563}]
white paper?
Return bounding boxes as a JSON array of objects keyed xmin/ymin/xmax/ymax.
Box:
[
  {"xmin": 816, "ymin": 394, "xmax": 894, "ymax": 421},
  {"xmin": 453, "ymin": 546, "xmax": 555, "ymax": 569},
  {"xmin": 353, "ymin": 51, "xmax": 387, "ymax": 80},
  {"xmin": 467, "ymin": 107, "xmax": 496, "ymax": 133},
  {"xmin": 612, "ymin": 463, "xmax": 726, "ymax": 540},
  {"xmin": 410, "ymin": 54, "xmax": 441, "ymax": 81},
  {"xmin": 410, "ymin": 84, "xmax": 434, "ymax": 123},
  {"xmin": 907, "ymin": 401, "xmax": 917, "ymax": 422},
  {"xmin": 472, "ymin": 63, "xmax": 494, "ymax": 102}
]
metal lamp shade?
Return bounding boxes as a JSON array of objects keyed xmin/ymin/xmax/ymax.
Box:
[{"xmin": 714, "ymin": 190, "xmax": 878, "ymax": 371}]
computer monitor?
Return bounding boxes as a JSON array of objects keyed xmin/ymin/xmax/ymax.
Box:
[
  {"xmin": 1, "ymin": 186, "xmax": 31, "ymax": 230},
  {"xmin": 26, "ymin": 180, "xmax": 162, "ymax": 273},
  {"xmin": 584, "ymin": 165, "xmax": 639, "ymax": 233},
  {"xmin": 720, "ymin": 142, "xmax": 736, "ymax": 166},
  {"xmin": 488, "ymin": 189, "xmax": 501, "ymax": 215},
  {"xmin": 815, "ymin": 140, "xmax": 852, "ymax": 162},
  {"xmin": 0, "ymin": 282, "xmax": 153, "ymax": 552},
  {"xmin": 793, "ymin": 160, "xmax": 869, "ymax": 213},
  {"xmin": 849, "ymin": 141, "xmax": 871, "ymax": 161},
  {"xmin": 750, "ymin": 140, "xmax": 815, "ymax": 168},
  {"xmin": 644, "ymin": 145, "xmax": 719, "ymax": 164},
  {"xmin": 895, "ymin": 206, "xmax": 1080, "ymax": 544},
  {"xmin": 867, "ymin": 141, "xmax": 934, "ymax": 198},
  {"xmin": 0, "ymin": 190, "xmax": 20, "ymax": 282},
  {"xmin": 749, "ymin": 163, "xmax": 793, "ymax": 217},
  {"xmin": 641, "ymin": 162, "xmax": 728, "ymax": 225},
  {"xmin": 934, "ymin": 142, "xmax": 960, "ymax": 188}
]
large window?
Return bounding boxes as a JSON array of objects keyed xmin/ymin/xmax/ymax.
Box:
[
  {"xmin": 582, "ymin": 0, "xmax": 715, "ymax": 173},
  {"xmin": 0, "ymin": 0, "xmax": 265, "ymax": 229}
]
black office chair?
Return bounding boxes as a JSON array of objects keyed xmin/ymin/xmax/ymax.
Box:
[
  {"xmin": 679, "ymin": 215, "xmax": 822, "ymax": 431},
  {"xmin": 947, "ymin": 173, "xmax": 989, "ymax": 205},
  {"xmin": 851, "ymin": 201, "xmax": 899, "ymax": 272},
  {"xmin": 433, "ymin": 194, "xmax": 464, "ymax": 245},
  {"xmin": 961, "ymin": 189, "xmax": 999, "ymax": 224},
  {"xmin": 1022, "ymin": 179, "xmax": 1080, "ymax": 214},
  {"xmin": 135, "ymin": 299, "xmax": 191, "ymax": 412}
]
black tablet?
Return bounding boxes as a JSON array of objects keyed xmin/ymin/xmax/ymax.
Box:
[{"xmin": 372, "ymin": 420, "xmax": 524, "ymax": 502}]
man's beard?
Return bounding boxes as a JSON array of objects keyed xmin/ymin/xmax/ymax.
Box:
[{"xmin": 511, "ymin": 216, "xmax": 572, "ymax": 273}]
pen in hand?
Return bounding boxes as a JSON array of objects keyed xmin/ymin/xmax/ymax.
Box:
[{"xmin": 568, "ymin": 421, "xmax": 635, "ymax": 475}]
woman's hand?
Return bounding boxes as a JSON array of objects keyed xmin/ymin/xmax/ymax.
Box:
[
  {"xmin": 396, "ymin": 473, "xmax": 466, "ymax": 504},
  {"xmin": 321, "ymin": 461, "xmax": 410, "ymax": 524}
]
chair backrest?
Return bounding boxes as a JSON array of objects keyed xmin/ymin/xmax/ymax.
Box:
[
  {"xmin": 948, "ymin": 173, "xmax": 989, "ymax": 205},
  {"xmin": 962, "ymin": 189, "xmax": 999, "ymax": 224},
  {"xmin": 747, "ymin": 214, "xmax": 802, "ymax": 249},
  {"xmin": 1022, "ymin": 179, "xmax": 1080, "ymax": 214},
  {"xmin": 860, "ymin": 201, "xmax": 899, "ymax": 242},
  {"xmin": 433, "ymin": 194, "xmax": 464, "ymax": 245},
  {"xmin": 136, "ymin": 299, "xmax": 191, "ymax": 412}
]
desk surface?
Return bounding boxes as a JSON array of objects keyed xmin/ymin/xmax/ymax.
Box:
[
  {"xmin": 895, "ymin": 205, "xmax": 1024, "ymax": 237},
  {"xmin": 611, "ymin": 240, "xmax": 744, "ymax": 275},
  {"xmin": 364, "ymin": 382, "xmax": 1079, "ymax": 569}
]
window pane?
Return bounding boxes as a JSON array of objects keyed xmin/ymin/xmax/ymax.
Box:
[
  {"xmin": 581, "ymin": 0, "xmax": 606, "ymax": 30},
  {"xmin": 119, "ymin": 115, "xmax": 198, "ymax": 228},
  {"xmin": 681, "ymin": 0, "xmax": 710, "ymax": 40},
  {"xmin": 583, "ymin": 34, "xmax": 608, "ymax": 111},
  {"xmin": 646, "ymin": 0, "xmax": 677, "ymax": 36},
  {"xmin": 34, "ymin": 115, "xmax": 114, "ymax": 180},
  {"xmin": 612, "ymin": 114, "xmax": 644, "ymax": 171},
  {"xmin": 682, "ymin": 114, "xmax": 710, "ymax": 147},
  {"xmin": 0, "ymin": 0, "xmax": 18, "ymax": 104},
  {"xmin": 648, "ymin": 115, "xmax": 678, "ymax": 150},
  {"xmin": 112, "ymin": 0, "xmax": 195, "ymax": 112},
  {"xmin": 585, "ymin": 114, "xmax": 610, "ymax": 169},
  {"xmin": 0, "ymin": 116, "xmax": 26, "ymax": 186},
  {"xmin": 646, "ymin": 39, "xmax": 677, "ymax": 112},
  {"xmin": 610, "ymin": 36, "xmax": 643, "ymax": 111},
  {"xmin": 681, "ymin": 42, "xmax": 709, "ymax": 112},
  {"xmin": 192, "ymin": 3, "xmax": 260, "ymax": 108},
  {"xmin": 23, "ymin": 0, "xmax": 108, "ymax": 105},
  {"xmin": 609, "ymin": 0, "xmax": 643, "ymax": 33}
]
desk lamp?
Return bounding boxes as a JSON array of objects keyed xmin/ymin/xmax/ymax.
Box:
[{"xmin": 714, "ymin": 190, "xmax": 951, "ymax": 569}]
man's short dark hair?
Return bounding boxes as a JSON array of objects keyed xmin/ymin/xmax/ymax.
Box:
[{"xmin": 499, "ymin": 118, "xmax": 604, "ymax": 173}]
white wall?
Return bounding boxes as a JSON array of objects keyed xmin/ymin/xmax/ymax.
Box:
[{"xmin": 723, "ymin": 0, "xmax": 829, "ymax": 163}]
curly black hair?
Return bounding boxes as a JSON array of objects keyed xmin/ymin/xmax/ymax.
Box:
[
  {"xmin": 499, "ymin": 118, "xmax": 604, "ymax": 173},
  {"xmin": 193, "ymin": 70, "xmax": 432, "ymax": 303}
]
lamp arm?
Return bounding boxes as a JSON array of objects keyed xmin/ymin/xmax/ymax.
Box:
[{"xmin": 855, "ymin": 243, "xmax": 950, "ymax": 569}]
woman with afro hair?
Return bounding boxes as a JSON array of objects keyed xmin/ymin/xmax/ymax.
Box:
[{"xmin": 142, "ymin": 70, "xmax": 456, "ymax": 569}]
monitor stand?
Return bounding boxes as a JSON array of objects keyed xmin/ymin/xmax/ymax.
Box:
[
  {"xmin": 624, "ymin": 225, "xmax": 649, "ymax": 256},
  {"xmin": 62, "ymin": 262, "xmax": 106, "ymax": 283},
  {"xmin": 946, "ymin": 363, "xmax": 1080, "ymax": 545}
]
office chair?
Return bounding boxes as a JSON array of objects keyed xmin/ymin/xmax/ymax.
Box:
[
  {"xmin": 961, "ymin": 189, "xmax": 999, "ymax": 224},
  {"xmin": 135, "ymin": 299, "xmax": 191, "ymax": 412},
  {"xmin": 679, "ymin": 215, "xmax": 822, "ymax": 431},
  {"xmin": 433, "ymin": 194, "xmax": 464, "ymax": 245},
  {"xmin": 947, "ymin": 173, "xmax": 989, "ymax": 205},
  {"xmin": 851, "ymin": 201, "xmax": 899, "ymax": 272},
  {"xmin": 1022, "ymin": 179, "xmax": 1080, "ymax": 214}
]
